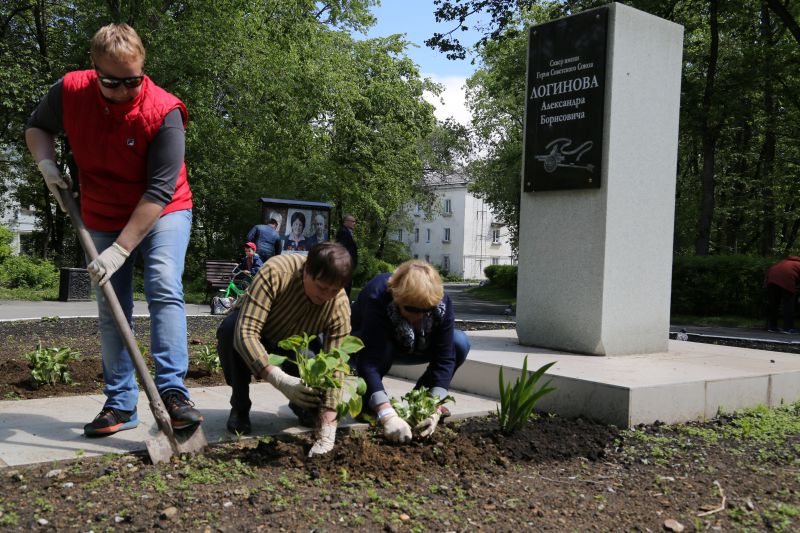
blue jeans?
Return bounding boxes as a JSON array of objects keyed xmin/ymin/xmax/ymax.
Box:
[{"xmin": 89, "ymin": 210, "xmax": 192, "ymax": 411}]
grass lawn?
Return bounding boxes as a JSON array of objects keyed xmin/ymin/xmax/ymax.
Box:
[{"xmin": 465, "ymin": 284, "xmax": 516, "ymax": 305}]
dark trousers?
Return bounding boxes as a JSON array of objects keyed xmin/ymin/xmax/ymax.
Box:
[
  {"xmin": 766, "ymin": 283, "xmax": 795, "ymax": 331},
  {"xmin": 216, "ymin": 308, "xmax": 318, "ymax": 412}
]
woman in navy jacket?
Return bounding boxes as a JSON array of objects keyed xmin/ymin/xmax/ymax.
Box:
[{"xmin": 351, "ymin": 260, "xmax": 470, "ymax": 442}]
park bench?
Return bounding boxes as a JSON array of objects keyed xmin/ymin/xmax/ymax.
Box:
[{"xmin": 205, "ymin": 260, "xmax": 238, "ymax": 302}]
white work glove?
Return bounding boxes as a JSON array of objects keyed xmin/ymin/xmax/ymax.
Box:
[
  {"xmin": 37, "ymin": 159, "xmax": 72, "ymax": 212},
  {"xmin": 308, "ymin": 423, "xmax": 337, "ymax": 457},
  {"xmin": 379, "ymin": 408, "xmax": 412, "ymax": 443},
  {"xmin": 265, "ymin": 367, "xmax": 321, "ymax": 409},
  {"xmin": 415, "ymin": 409, "xmax": 442, "ymax": 438},
  {"xmin": 87, "ymin": 242, "xmax": 130, "ymax": 287}
]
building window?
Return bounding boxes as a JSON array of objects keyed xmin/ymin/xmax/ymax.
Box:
[
  {"xmin": 443, "ymin": 198, "xmax": 452, "ymax": 215},
  {"xmin": 414, "ymin": 203, "xmax": 422, "ymax": 216},
  {"xmin": 413, "ymin": 254, "xmax": 419, "ymax": 259},
  {"xmin": 426, "ymin": 229, "xmax": 431, "ymax": 242},
  {"xmin": 442, "ymin": 255, "xmax": 450, "ymax": 271},
  {"xmin": 397, "ymin": 229, "xmax": 403, "ymax": 241},
  {"xmin": 492, "ymin": 229, "xmax": 501, "ymax": 243},
  {"xmin": 414, "ymin": 228, "xmax": 419, "ymax": 243},
  {"xmin": 443, "ymin": 228, "xmax": 450, "ymax": 242},
  {"xmin": 425, "ymin": 254, "xmax": 430, "ymax": 263},
  {"xmin": 492, "ymin": 257, "xmax": 500, "ymax": 265}
]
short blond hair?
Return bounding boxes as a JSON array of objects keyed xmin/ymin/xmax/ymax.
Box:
[
  {"xmin": 90, "ymin": 23, "xmax": 145, "ymax": 64},
  {"xmin": 388, "ymin": 260, "xmax": 443, "ymax": 308}
]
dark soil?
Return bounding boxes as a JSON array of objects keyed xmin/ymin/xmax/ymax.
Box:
[
  {"xmin": 0, "ymin": 317, "xmax": 797, "ymax": 531},
  {"xmin": 0, "ymin": 316, "xmax": 225, "ymax": 400}
]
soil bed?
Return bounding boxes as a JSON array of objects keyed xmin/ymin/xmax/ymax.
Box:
[{"xmin": 0, "ymin": 317, "xmax": 797, "ymax": 531}]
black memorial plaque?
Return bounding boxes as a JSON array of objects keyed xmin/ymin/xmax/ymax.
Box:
[{"xmin": 523, "ymin": 7, "xmax": 608, "ymax": 192}]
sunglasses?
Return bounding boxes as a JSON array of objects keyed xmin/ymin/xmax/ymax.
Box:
[
  {"xmin": 96, "ymin": 71, "xmax": 145, "ymax": 89},
  {"xmin": 401, "ymin": 304, "xmax": 435, "ymax": 314}
]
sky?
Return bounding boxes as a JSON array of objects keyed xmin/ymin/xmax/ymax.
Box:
[{"xmin": 362, "ymin": 0, "xmax": 488, "ymax": 126}]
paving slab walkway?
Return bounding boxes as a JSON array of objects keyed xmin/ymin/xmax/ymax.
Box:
[{"xmin": 0, "ymin": 378, "xmax": 497, "ymax": 467}]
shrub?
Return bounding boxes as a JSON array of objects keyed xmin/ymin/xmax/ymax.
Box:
[
  {"xmin": 24, "ymin": 343, "xmax": 81, "ymax": 388},
  {"xmin": 671, "ymin": 255, "xmax": 773, "ymax": 318},
  {"xmin": 195, "ymin": 344, "xmax": 221, "ymax": 374},
  {"xmin": 353, "ymin": 254, "xmax": 394, "ymax": 287},
  {"xmin": 0, "ymin": 225, "xmax": 12, "ymax": 263},
  {"xmin": 497, "ymin": 356, "xmax": 556, "ymax": 434},
  {"xmin": 391, "ymin": 387, "xmax": 454, "ymax": 429},
  {"xmin": 0, "ymin": 255, "xmax": 59, "ymax": 290},
  {"xmin": 484, "ymin": 265, "xmax": 517, "ymax": 290}
]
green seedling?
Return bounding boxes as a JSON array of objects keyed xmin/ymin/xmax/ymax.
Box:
[
  {"xmin": 391, "ymin": 387, "xmax": 454, "ymax": 428},
  {"xmin": 497, "ymin": 356, "xmax": 556, "ymax": 434},
  {"xmin": 273, "ymin": 333, "xmax": 367, "ymax": 420},
  {"xmin": 24, "ymin": 342, "xmax": 81, "ymax": 388},
  {"xmin": 195, "ymin": 344, "xmax": 222, "ymax": 374}
]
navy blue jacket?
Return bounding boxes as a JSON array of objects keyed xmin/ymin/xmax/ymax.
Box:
[
  {"xmin": 351, "ymin": 273, "xmax": 456, "ymax": 407},
  {"xmin": 247, "ymin": 224, "xmax": 282, "ymax": 262},
  {"xmin": 237, "ymin": 253, "xmax": 263, "ymax": 276}
]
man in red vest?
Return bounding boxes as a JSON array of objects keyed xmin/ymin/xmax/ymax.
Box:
[
  {"xmin": 25, "ymin": 23, "xmax": 202, "ymax": 436},
  {"xmin": 765, "ymin": 256, "xmax": 800, "ymax": 334}
]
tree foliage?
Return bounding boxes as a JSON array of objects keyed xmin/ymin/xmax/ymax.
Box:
[
  {"xmin": 1, "ymin": 0, "xmax": 466, "ymax": 281},
  {"xmin": 451, "ymin": 0, "xmax": 800, "ymax": 256}
]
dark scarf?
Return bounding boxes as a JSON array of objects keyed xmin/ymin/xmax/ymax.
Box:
[{"xmin": 387, "ymin": 299, "xmax": 447, "ymax": 354}]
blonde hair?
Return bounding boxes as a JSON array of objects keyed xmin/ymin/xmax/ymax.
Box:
[
  {"xmin": 388, "ymin": 260, "xmax": 443, "ymax": 308},
  {"xmin": 90, "ymin": 23, "xmax": 145, "ymax": 64}
]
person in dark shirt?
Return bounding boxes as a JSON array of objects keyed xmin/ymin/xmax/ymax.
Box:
[
  {"xmin": 335, "ymin": 214, "xmax": 358, "ymax": 296},
  {"xmin": 246, "ymin": 219, "xmax": 282, "ymax": 262},
  {"xmin": 350, "ymin": 260, "xmax": 470, "ymax": 443}
]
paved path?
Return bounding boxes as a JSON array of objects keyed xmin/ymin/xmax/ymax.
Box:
[{"xmin": 0, "ymin": 284, "xmax": 515, "ymax": 323}]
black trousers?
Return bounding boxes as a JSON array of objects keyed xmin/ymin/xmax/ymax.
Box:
[
  {"xmin": 216, "ymin": 308, "xmax": 319, "ymax": 412},
  {"xmin": 766, "ymin": 283, "xmax": 795, "ymax": 331}
]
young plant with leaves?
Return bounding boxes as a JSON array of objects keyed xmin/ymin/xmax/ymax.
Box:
[
  {"xmin": 391, "ymin": 387, "xmax": 455, "ymax": 430},
  {"xmin": 272, "ymin": 333, "xmax": 367, "ymax": 420},
  {"xmin": 497, "ymin": 356, "xmax": 556, "ymax": 434},
  {"xmin": 24, "ymin": 343, "xmax": 81, "ymax": 388},
  {"xmin": 195, "ymin": 344, "xmax": 222, "ymax": 374}
]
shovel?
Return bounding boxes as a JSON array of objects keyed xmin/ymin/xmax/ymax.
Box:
[{"xmin": 58, "ymin": 188, "xmax": 208, "ymax": 464}]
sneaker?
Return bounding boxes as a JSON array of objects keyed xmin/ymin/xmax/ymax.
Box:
[
  {"xmin": 162, "ymin": 391, "xmax": 203, "ymax": 430},
  {"xmin": 84, "ymin": 407, "xmax": 138, "ymax": 437},
  {"xmin": 226, "ymin": 408, "xmax": 251, "ymax": 435},
  {"xmin": 288, "ymin": 402, "xmax": 315, "ymax": 427}
]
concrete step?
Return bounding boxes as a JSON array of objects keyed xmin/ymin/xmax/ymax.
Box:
[{"xmin": 389, "ymin": 329, "xmax": 800, "ymax": 428}]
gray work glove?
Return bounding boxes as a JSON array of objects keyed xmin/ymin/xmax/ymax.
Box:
[
  {"xmin": 265, "ymin": 367, "xmax": 320, "ymax": 409},
  {"xmin": 415, "ymin": 409, "xmax": 442, "ymax": 438},
  {"xmin": 37, "ymin": 159, "xmax": 72, "ymax": 212},
  {"xmin": 87, "ymin": 242, "xmax": 130, "ymax": 287},
  {"xmin": 379, "ymin": 408, "xmax": 412, "ymax": 443}
]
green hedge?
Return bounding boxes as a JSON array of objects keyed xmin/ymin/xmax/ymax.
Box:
[
  {"xmin": 484, "ymin": 265, "xmax": 517, "ymax": 291},
  {"xmin": 671, "ymin": 255, "xmax": 773, "ymax": 318},
  {"xmin": 482, "ymin": 256, "xmax": 778, "ymax": 318},
  {"xmin": 0, "ymin": 255, "xmax": 59, "ymax": 290}
]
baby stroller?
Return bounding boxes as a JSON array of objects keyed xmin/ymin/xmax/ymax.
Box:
[{"xmin": 210, "ymin": 266, "xmax": 252, "ymax": 315}]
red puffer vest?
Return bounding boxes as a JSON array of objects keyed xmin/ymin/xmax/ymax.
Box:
[{"xmin": 62, "ymin": 70, "xmax": 192, "ymax": 231}]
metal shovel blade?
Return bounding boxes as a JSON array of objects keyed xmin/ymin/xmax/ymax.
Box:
[{"xmin": 146, "ymin": 425, "xmax": 208, "ymax": 465}]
